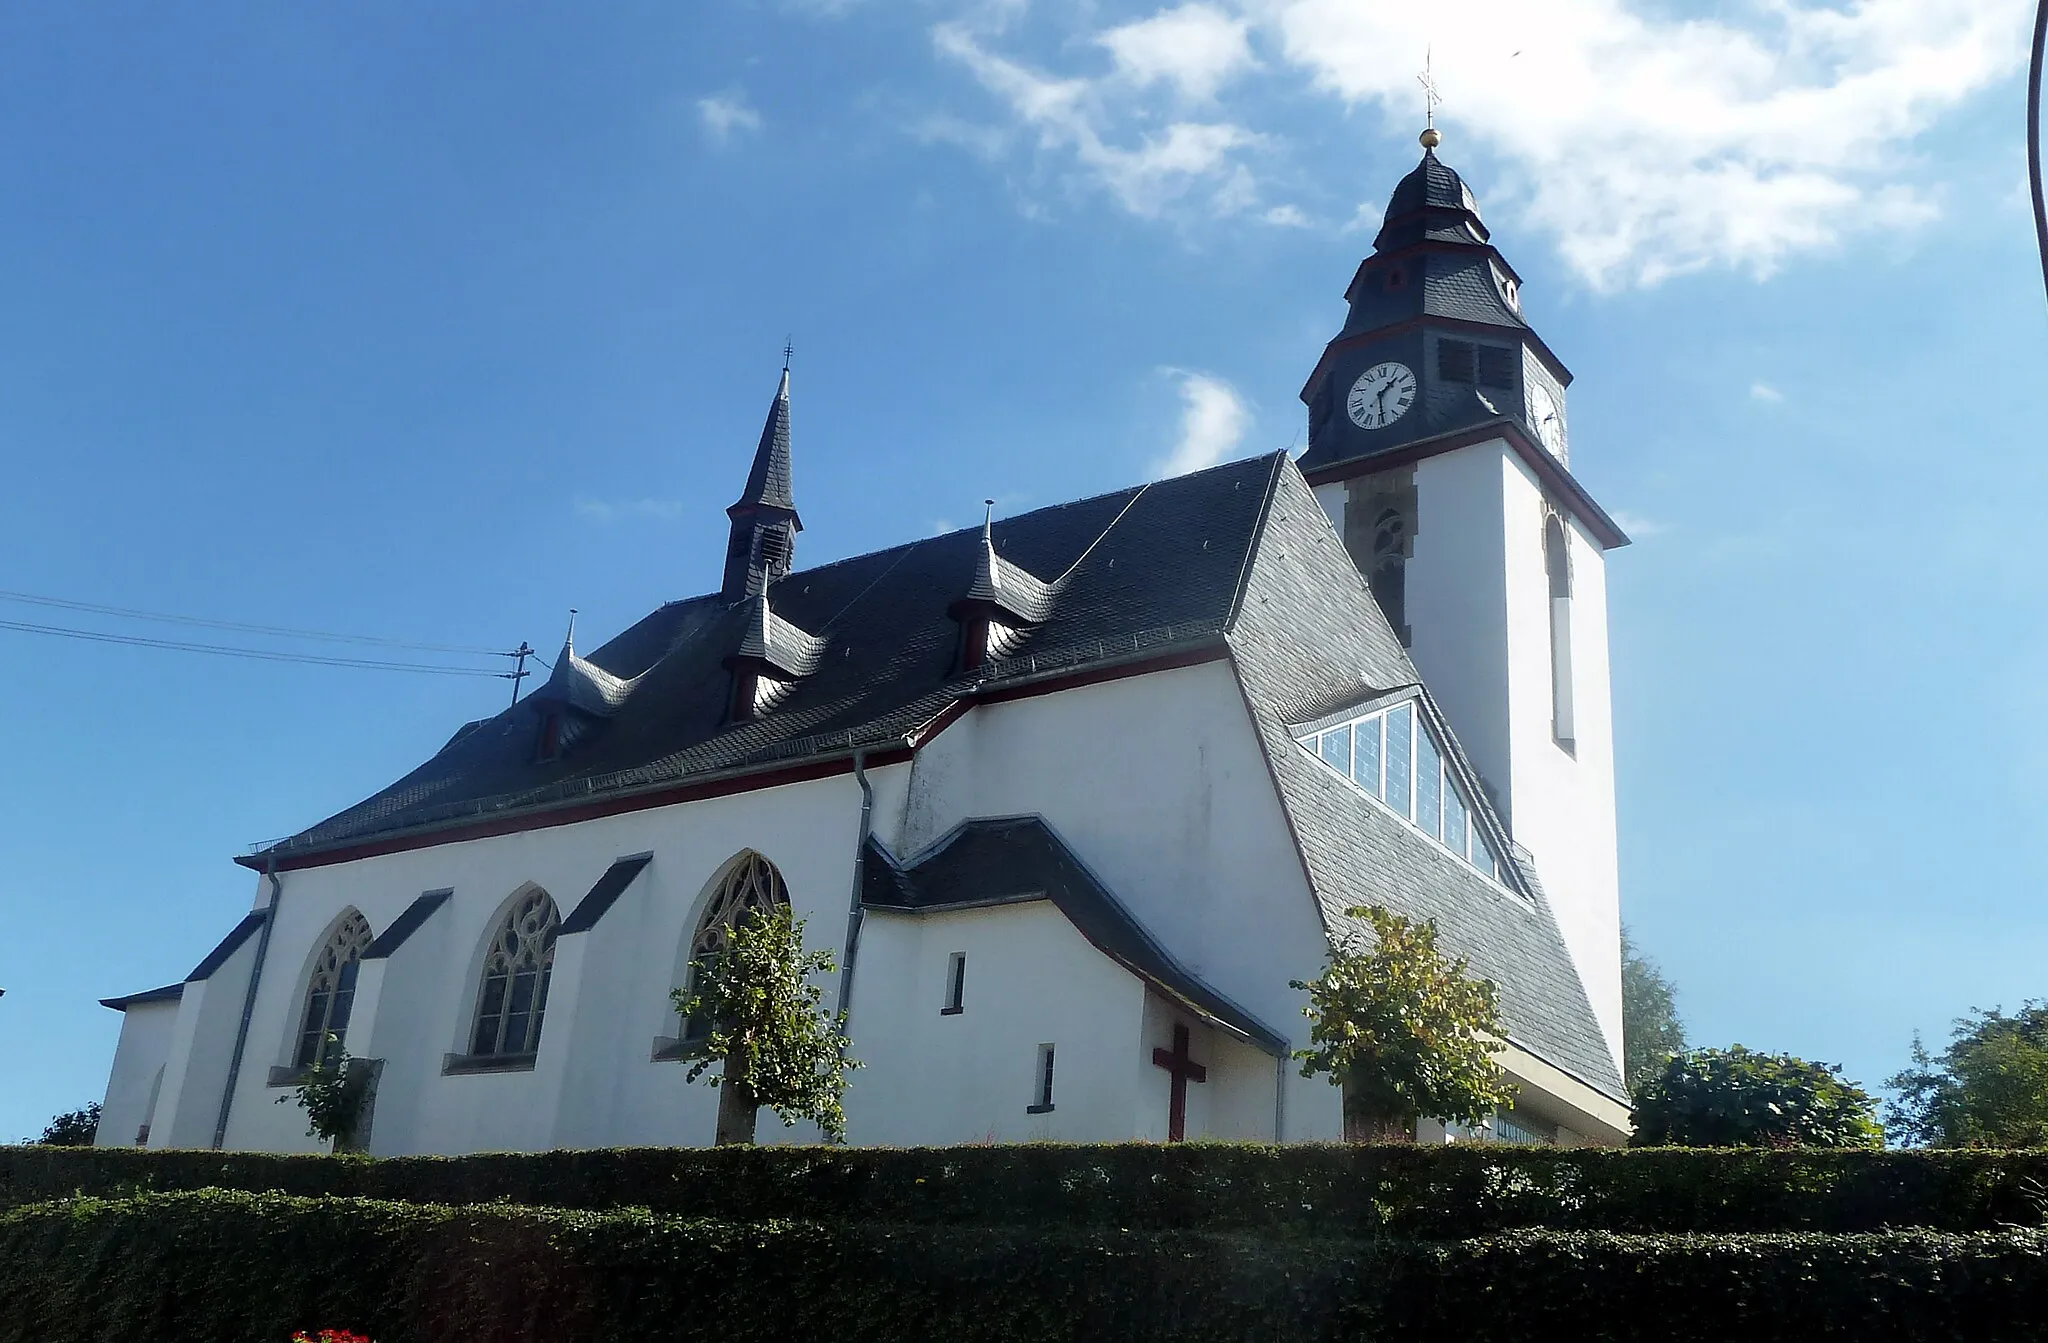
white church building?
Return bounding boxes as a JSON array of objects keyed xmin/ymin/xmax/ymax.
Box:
[{"xmin": 98, "ymin": 140, "xmax": 1634, "ymax": 1154}]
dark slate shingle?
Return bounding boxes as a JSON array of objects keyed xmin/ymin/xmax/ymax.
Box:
[
  {"xmin": 1226, "ymin": 461, "xmax": 1626, "ymax": 1100},
  {"xmin": 865, "ymin": 818, "xmax": 1288, "ymax": 1052}
]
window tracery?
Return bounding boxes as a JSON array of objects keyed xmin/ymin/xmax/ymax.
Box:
[
  {"xmin": 679, "ymin": 852, "xmax": 790, "ymax": 1041},
  {"xmin": 469, "ymin": 889, "xmax": 558, "ymax": 1058},
  {"xmin": 294, "ymin": 910, "xmax": 373, "ymax": 1071}
]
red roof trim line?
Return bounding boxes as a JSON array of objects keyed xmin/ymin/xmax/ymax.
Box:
[{"xmin": 236, "ymin": 642, "xmax": 1235, "ymax": 875}]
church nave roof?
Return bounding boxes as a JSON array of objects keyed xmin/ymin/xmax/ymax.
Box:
[{"xmin": 250, "ymin": 451, "xmax": 1290, "ymax": 866}]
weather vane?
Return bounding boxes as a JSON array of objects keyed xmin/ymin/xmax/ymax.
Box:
[
  {"xmin": 1417, "ymin": 47, "xmax": 1443, "ymax": 149},
  {"xmin": 783, "ymin": 336, "xmax": 794, "ymax": 371}
]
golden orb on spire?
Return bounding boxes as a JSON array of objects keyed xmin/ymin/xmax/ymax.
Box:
[{"xmin": 1419, "ymin": 126, "xmax": 1442, "ymax": 149}]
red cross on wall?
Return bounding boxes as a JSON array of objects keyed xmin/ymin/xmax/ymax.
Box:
[{"xmin": 1151, "ymin": 1022, "xmax": 1208, "ymax": 1142}]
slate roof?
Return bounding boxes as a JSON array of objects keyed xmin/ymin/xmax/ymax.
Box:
[
  {"xmin": 101, "ymin": 982, "xmax": 185, "ymax": 1011},
  {"xmin": 188, "ymin": 911, "xmax": 268, "ymax": 981},
  {"xmin": 732, "ymin": 594, "xmax": 827, "ymax": 678},
  {"xmin": 733, "ymin": 369, "xmax": 797, "ymax": 517},
  {"xmin": 257, "ymin": 454, "xmax": 1280, "ymax": 860},
  {"xmin": 862, "ymin": 817, "xmax": 1288, "ymax": 1052},
  {"xmin": 1223, "ymin": 463, "xmax": 1626, "ymax": 1099},
  {"xmin": 530, "ymin": 635, "xmax": 638, "ymax": 718},
  {"xmin": 363, "ymin": 889, "xmax": 452, "ymax": 959},
  {"xmin": 244, "ymin": 443, "xmax": 1621, "ymax": 1102},
  {"xmin": 559, "ymin": 853, "xmax": 654, "ymax": 935},
  {"xmin": 962, "ymin": 525, "xmax": 1057, "ymax": 624}
]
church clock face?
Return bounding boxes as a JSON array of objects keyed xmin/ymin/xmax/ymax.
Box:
[
  {"xmin": 1346, "ymin": 361, "xmax": 1416, "ymax": 431},
  {"xmin": 1528, "ymin": 382, "xmax": 1566, "ymax": 456}
]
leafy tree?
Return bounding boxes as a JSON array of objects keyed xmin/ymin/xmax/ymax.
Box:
[
  {"xmin": 275, "ymin": 1035, "xmax": 373, "ymax": 1151},
  {"xmin": 1292, "ymin": 904, "xmax": 1516, "ymax": 1142},
  {"xmin": 670, "ymin": 905, "xmax": 860, "ymax": 1145},
  {"xmin": 1886, "ymin": 1003, "xmax": 2048, "ymax": 1148},
  {"xmin": 1621, "ymin": 926, "xmax": 1686, "ymax": 1094},
  {"xmin": 37, "ymin": 1103, "xmax": 99, "ymax": 1146},
  {"xmin": 1631, "ymin": 1046, "xmax": 1883, "ymax": 1149}
]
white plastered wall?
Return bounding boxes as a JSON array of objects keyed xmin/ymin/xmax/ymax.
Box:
[
  {"xmin": 1316, "ymin": 442, "xmax": 1623, "ymax": 1072},
  {"xmin": 881, "ymin": 659, "xmax": 1338, "ymax": 1141},
  {"xmin": 171, "ymin": 656, "xmax": 1342, "ymax": 1154},
  {"xmin": 148, "ymin": 930, "xmax": 262, "ymax": 1150},
  {"xmin": 97, "ymin": 1000, "xmax": 179, "ymax": 1148},
  {"xmin": 215, "ymin": 774, "xmax": 866, "ymax": 1155},
  {"xmin": 851, "ymin": 902, "xmax": 1148, "ymax": 1143}
]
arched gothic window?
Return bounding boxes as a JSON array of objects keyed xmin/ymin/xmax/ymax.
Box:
[
  {"xmin": 679, "ymin": 852, "xmax": 790, "ymax": 1041},
  {"xmin": 469, "ymin": 889, "xmax": 559, "ymax": 1058},
  {"xmin": 1544, "ymin": 514, "xmax": 1576, "ymax": 749},
  {"xmin": 294, "ymin": 911, "xmax": 373, "ymax": 1071}
]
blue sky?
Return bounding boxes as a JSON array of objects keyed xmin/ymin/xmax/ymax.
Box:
[{"xmin": 0, "ymin": 0, "xmax": 2041, "ymax": 1141}]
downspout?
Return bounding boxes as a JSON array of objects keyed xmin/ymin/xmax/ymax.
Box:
[
  {"xmin": 214, "ymin": 857, "xmax": 282, "ymax": 1150},
  {"xmin": 1274, "ymin": 1050, "xmax": 1288, "ymax": 1144},
  {"xmin": 834, "ymin": 750, "xmax": 874, "ymax": 1027}
]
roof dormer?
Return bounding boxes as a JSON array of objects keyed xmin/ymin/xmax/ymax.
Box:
[
  {"xmin": 526, "ymin": 612, "xmax": 640, "ymax": 760},
  {"xmin": 723, "ymin": 593, "xmax": 825, "ymax": 721},
  {"xmin": 949, "ymin": 506, "xmax": 1055, "ymax": 672}
]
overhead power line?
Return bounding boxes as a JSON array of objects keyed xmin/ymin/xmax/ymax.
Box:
[
  {"xmin": 0, "ymin": 615, "xmax": 513, "ymax": 677},
  {"xmin": 0, "ymin": 588, "xmax": 514, "ymax": 657}
]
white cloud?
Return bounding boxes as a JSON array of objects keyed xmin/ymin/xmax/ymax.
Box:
[
  {"xmin": 1750, "ymin": 380, "xmax": 1786, "ymax": 403},
  {"xmin": 1263, "ymin": 0, "xmax": 2029, "ymax": 288},
  {"xmin": 1262, "ymin": 203, "xmax": 1310, "ymax": 227},
  {"xmin": 1098, "ymin": 4, "xmax": 1255, "ymax": 101},
  {"xmin": 920, "ymin": 0, "xmax": 2029, "ymax": 288},
  {"xmin": 933, "ymin": 23, "xmax": 1267, "ymax": 218},
  {"xmin": 577, "ymin": 498, "xmax": 685, "ymax": 523},
  {"xmin": 1609, "ymin": 509, "xmax": 1667, "ymax": 539},
  {"xmin": 698, "ymin": 93, "xmax": 763, "ymax": 144},
  {"xmin": 1155, "ymin": 369, "xmax": 1251, "ymax": 477}
]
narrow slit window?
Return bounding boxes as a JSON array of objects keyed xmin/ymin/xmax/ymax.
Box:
[
  {"xmin": 1028, "ymin": 1044, "xmax": 1056, "ymax": 1113},
  {"xmin": 1545, "ymin": 516, "xmax": 1576, "ymax": 749},
  {"xmin": 942, "ymin": 952, "xmax": 966, "ymax": 1015}
]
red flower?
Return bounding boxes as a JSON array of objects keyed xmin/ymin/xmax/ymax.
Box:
[{"xmin": 291, "ymin": 1331, "xmax": 373, "ymax": 1343}]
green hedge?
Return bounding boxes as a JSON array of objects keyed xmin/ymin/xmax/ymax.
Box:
[
  {"xmin": 6, "ymin": 1143, "xmax": 2048, "ymax": 1236},
  {"xmin": 4, "ymin": 1190, "xmax": 2046, "ymax": 1343}
]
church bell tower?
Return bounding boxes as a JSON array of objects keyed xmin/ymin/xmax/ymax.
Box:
[
  {"xmin": 1301, "ymin": 128, "xmax": 1631, "ymax": 1073},
  {"xmin": 721, "ymin": 365, "xmax": 802, "ymax": 604}
]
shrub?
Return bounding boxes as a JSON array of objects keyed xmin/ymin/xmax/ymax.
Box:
[
  {"xmin": 7, "ymin": 1142, "xmax": 2048, "ymax": 1237},
  {"xmin": 4, "ymin": 1190, "xmax": 2048, "ymax": 1343},
  {"xmin": 1631, "ymin": 1047, "xmax": 1884, "ymax": 1149},
  {"xmin": 1292, "ymin": 904, "xmax": 1515, "ymax": 1141},
  {"xmin": 1888, "ymin": 1004, "xmax": 2048, "ymax": 1148},
  {"xmin": 36, "ymin": 1105, "xmax": 99, "ymax": 1148}
]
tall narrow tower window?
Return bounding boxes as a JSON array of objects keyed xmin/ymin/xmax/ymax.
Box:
[{"xmin": 1545, "ymin": 514, "xmax": 1576, "ymax": 751}]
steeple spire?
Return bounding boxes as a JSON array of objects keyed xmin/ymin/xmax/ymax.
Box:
[{"xmin": 721, "ymin": 364, "xmax": 803, "ymax": 603}]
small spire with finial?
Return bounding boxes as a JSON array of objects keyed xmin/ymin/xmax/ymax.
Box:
[
  {"xmin": 782, "ymin": 337, "xmax": 794, "ymax": 372},
  {"xmin": 982, "ymin": 498, "xmax": 995, "ymax": 538},
  {"xmin": 563, "ymin": 608, "xmax": 579, "ymax": 656},
  {"xmin": 1418, "ymin": 47, "xmax": 1443, "ymax": 149}
]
